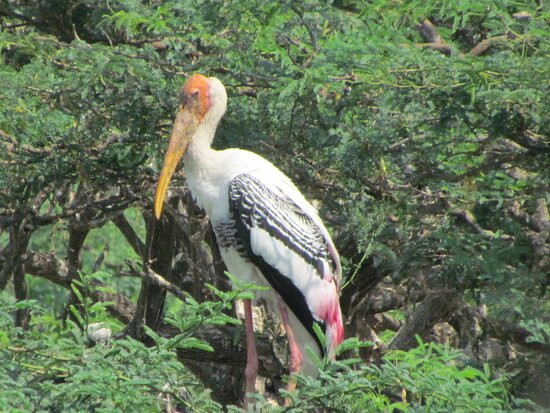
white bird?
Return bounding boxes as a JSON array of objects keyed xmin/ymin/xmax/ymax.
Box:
[{"xmin": 153, "ymin": 74, "xmax": 344, "ymax": 403}]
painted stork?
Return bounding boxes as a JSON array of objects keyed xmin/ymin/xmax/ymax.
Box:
[{"xmin": 153, "ymin": 74, "xmax": 344, "ymax": 401}]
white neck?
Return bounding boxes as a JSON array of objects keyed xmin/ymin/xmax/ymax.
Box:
[
  {"xmin": 184, "ymin": 122, "xmax": 218, "ymax": 173},
  {"xmin": 182, "ymin": 118, "xmax": 230, "ymax": 219}
]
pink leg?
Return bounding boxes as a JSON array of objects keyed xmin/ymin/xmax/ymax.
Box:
[
  {"xmin": 243, "ymin": 299, "xmax": 258, "ymax": 407},
  {"xmin": 278, "ymin": 302, "xmax": 303, "ymax": 405}
]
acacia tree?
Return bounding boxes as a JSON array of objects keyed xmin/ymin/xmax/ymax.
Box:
[{"xmin": 0, "ymin": 0, "xmax": 548, "ymax": 410}]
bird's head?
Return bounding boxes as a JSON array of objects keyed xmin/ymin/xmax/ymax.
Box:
[{"xmin": 154, "ymin": 74, "xmax": 227, "ymax": 219}]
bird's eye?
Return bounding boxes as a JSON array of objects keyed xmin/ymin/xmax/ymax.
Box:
[{"xmin": 192, "ymin": 89, "xmax": 200, "ymax": 97}]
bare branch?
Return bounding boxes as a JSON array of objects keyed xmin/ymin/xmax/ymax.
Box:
[
  {"xmin": 355, "ymin": 285, "xmax": 423, "ymax": 315},
  {"xmin": 468, "ymin": 32, "xmax": 517, "ymax": 56},
  {"xmin": 92, "ymin": 244, "xmax": 109, "ymax": 273},
  {"xmin": 507, "ymin": 130, "xmax": 550, "ymax": 153},
  {"xmin": 416, "ymin": 42, "xmax": 452, "ymax": 56},
  {"xmin": 0, "ymin": 220, "xmax": 32, "ymax": 290},
  {"xmin": 126, "ymin": 260, "xmax": 187, "ymax": 302},
  {"xmin": 450, "ymin": 207, "xmax": 514, "ymax": 241},
  {"xmin": 451, "ymin": 303, "xmax": 550, "ymax": 355},
  {"xmin": 66, "ymin": 227, "xmax": 89, "ymax": 277},
  {"xmin": 415, "ymin": 19, "xmax": 452, "ymax": 55},
  {"xmin": 367, "ymin": 313, "xmax": 402, "ymax": 332},
  {"xmin": 23, "ymin": 251, "xmax": 71, "ymax": 286},
  {"xmin": 486, "ymin": 317, "xmax": 550, "ymax": 354},
  {"xmin": 389, "ymin": 291, "xmax": 460, "ymax": 351},
  {"xmin": 417, "ymin": 19, "xmax": 443, "ymax": 43},
  {"xmin": 112, "ymin": 213, "xmax": 145, "ymax": 258},
  {"xmin": 23, "ymin": 250, "xmax": 136, "ymax": 324},
  {"xmin": 13, "ymin": 262, "xmax": 30, "ymax": 328}
]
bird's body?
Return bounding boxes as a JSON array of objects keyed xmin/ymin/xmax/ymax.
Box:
[
  {"xmin": 185, "ymin": 141, "xmax": 343, "ymax": 374},
  {"xmin": 154, "ymin": 74, "xmax": 344, "ymax": 400}
]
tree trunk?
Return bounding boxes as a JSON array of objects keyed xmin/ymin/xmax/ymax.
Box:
[{"xmin": 389, "ymin": 291, "xmax": 459, "ymax": 351}]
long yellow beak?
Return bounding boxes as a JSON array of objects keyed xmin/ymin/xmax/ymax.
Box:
[{"xmin": 153, "ymin": 107, "xmax": 199, "ymax": 219}]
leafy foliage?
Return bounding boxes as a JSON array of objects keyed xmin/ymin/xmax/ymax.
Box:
[
  {"xmin": 247, "ymin": 339, "xmax": 523, "ymax": 413},
  {"xmin": 0, "ymin": 294, "xmax": 526, "ymax": 412},
  {"xmin": 1, "ymin": 0, "xmax": 548, "ymax": 410},
  {"xmin": 0, "ymin": 293, "xmax": 215, "ymax": 412}
]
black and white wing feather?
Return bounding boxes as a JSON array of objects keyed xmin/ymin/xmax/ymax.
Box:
[{"xmin": 228, "ymin": 173, "xmax": 341, "ymax": 353}]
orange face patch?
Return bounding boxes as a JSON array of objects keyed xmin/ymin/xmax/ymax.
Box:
[{"xmin": 181, "ymin": 74, "xmax": 211, "ymax": 119}]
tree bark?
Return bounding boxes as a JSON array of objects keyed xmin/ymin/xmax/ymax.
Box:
[{"xmin": 389, "ymin": 291, "xmax": 459, "ymax": 351}]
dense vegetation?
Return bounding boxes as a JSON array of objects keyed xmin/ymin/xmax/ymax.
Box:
[{"xmin": 1, "ymin": 0, "xmax": 548, "ymax": 411}]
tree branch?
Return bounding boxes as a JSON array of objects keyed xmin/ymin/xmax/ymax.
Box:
[
  {"xmin": 352, "ymin": 285, "xmax": 424, "ymax": 315},
  {"xmin": 416, "ymin": 42, "xmax": 452, "ymax": 56},
  {"xmin": 450, "ymin": 206, "xmax": 514, "ymax": 241},
  {"xmin": 507, "ymin": 130, "xmax": 550, "ymax": 153},
  {"xmin": 415, "ymin": 19, "xmax": 452, "ymax": 55},
  {"xmin": 23, "ymin": 250, "xmax": 136, "ymax": 324},
  {"xmin": 22, "ymin": 249, "xmax": 285, "ymax": 390},
  {"xmin": 417, "ymin": 19, "xmax": 442, "ymax": 43},
  {"xmin": 112, "ymin": 213, "xmax": 145, "ymax": 258},
  {"xmin": 450, "ymin": 303, "xmax": 550, "ymax": 355},
  {"xmin": 389, "ymin": 291, "xmax": 460, "ymax": 351},
  {"xmin": 468, "ymin": 32, "xmax": 517, "ymax": 56},
  {"xmin": 486, "ymin": 318, "xmax": 550, "ymax": 354},
  {"xmin": 0, "ymin": 220, "xmax": 32, "ymax": 291},
  {"xmin": 126, "ymin": 260, "xmax": 187, "ymax": 302}
]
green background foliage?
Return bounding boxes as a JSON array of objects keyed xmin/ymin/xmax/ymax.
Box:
[{"xmin": 1, "ymin": 0, "xmax": 548, "ymax": 411}]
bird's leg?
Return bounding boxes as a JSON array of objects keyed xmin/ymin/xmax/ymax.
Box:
[
  {"xmin": 278, "ymin": 302, "xmax": 303, "ymax": 405},
  {"xmin": 243, "ymin": 299, "xmax": 258, "ymax": 407}
]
